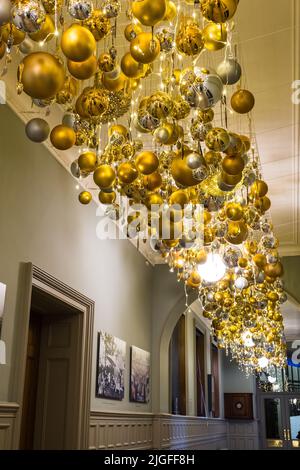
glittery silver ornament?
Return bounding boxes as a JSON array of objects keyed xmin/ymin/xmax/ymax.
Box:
[
  {"xmin": 68, "ymin": 0, "xmax": 93, "ymax": 20},
  {"xmin": 12, "ymin": 1, "xmax": 45, "ymax": 33},
  {"xmin": 101, "ymin": 0, "xmax": 121, "ymax": 18}
]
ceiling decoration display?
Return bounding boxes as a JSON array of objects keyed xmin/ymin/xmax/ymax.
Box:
[{"xmin": 0, "ymin": 0, "xmax": 288, "ymax": 374}]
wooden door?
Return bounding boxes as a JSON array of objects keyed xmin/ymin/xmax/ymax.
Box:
[
  {"xmin": 196, "ymin": 329, "xmax": 206, "ymax": 417},
  {"xmin": 34, "ymin": 313, "xmax": 82, "ymax": 449}
]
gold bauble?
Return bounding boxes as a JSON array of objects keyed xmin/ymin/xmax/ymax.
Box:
[
  {"xmin": 231, "ymin": 89, "xmax": 255, "ymax": 114},
  {"xmin": 1, "ymin": 23, "xmax": 25, "ymax": 45},
  {"xmin": 145, "ymin": 192, "xmax": 164, "ymax": 209},
  {"xmin": 171, "ymin": 156, "xmax": 199, "ymax": 187},
  {"xmin": 29, "ymin": 14, "xmax": 54, "ymax": 42},
  {"xmin": 240, "ymin": 134, "xmax": 251, "ymax": 152},
  {"xmin": 78, "ymin": 191, "xmax": 92, "ymax": 205},
  {"xmin": 201, "ymin": 0, "xmax": 238, "ymax": 23},
  {"xmin": 118, "ymin": 162, "xmax": 138, "ymax": 184},
  {"xmin": 163, "ymin": 239, "xmax": 180, "ymax": 249},
  {"xmin": 99, "ymin": 191, "xmax": 116, "ymax": 204},
  {"xmin": 224, "ymin": 133, "xmax": 244, "ymax": 156},
  {"xmin": 98, "ymin": 52, "xmax": 115, "ymax": 73},
  {"xmin": 102, "ymin": 71, "xmax": 128, "ymax": 91},
  {"xmin": 187, "ymin": 271, "xmax": 201, "ymax": 289},
  {"xmin": 198, "ymin": 108, "xmax": 214, "ymax": 123},
  {"xmin": 20, "ymin": 52, "xmax": 65, "ymax": 99},
  {"xmin": 124, "ymin": 23, "xmax": 143, "ymax": 41},
  {"xmin": 0, "ymin": 42, "xmax": 5, "ymax": 60},
  {"xmin": 78, "ymin": 151, "xmax": 97, "ymax": 173},
  {"xmin": 94, "ymin": 165, "xmax": 116, "ymax": 189},
  {"xmin": 245, "ymin": 240, "xmax": 258, "ymax": 255},
  {"xmin": 203, "ymin": 22, "xmax": 227, "ymax": 51},
  {"xmin": 131, "ymin": 0, "xmax": 166, "ymax": 27},
  {"xmin": 50, "ymin": 125, "xmax": 76, "ymax": 150},
  {"xmin": 67, "ymin": 55, "xmax": 98, "ymax": 80},
  {"xmin": 121, "ymin": 52, "xmax": 145, "ymax": 78},
  {"xmin": 83, "ymin": 9, "xmax": 111, "ymax": 41},
  {"xmin": 226, "ymin": 221, "xmax": 248, "ymax": 245},
  {"xmin": 135, "ymin": 151, "xmax": 159, "ymax": 175},
  {"xmin": 169, "ymin": 190, "xmax": 189, "ymax": 209},
  {"xmin": 205, "ymin": 127, "xmax": 230, "ymax": 152},
  {"xmin": 164, "ymin": 1, "xmax": 177, "ymax": 21},
  {"xmin": 253, "ymin": 254, "xmax": 267, "ymax": 269},
  {"xmin": 143, "ymin": 172, "xmax": 162, "ymax": 191},
  {"xmin": 204, "ymin": 227, "xmax": 216, "ymax": 245},
  {"xmin": 238, "ymin": 258, "xmax": 248, "ymax": 269},
  {"xmin": 264, "ymin": 262, "xmax": 284, "ymax": 279},
  {"xmin": 56, "ymin": 76, "xmax": 79, "ymax": 104},
  {"xmin": 176, "ymin": 22, "xmax": 204, "ymax": 56},
  {"xmin": 130, "ymin": 32, "xmax": 160, "ymax": 64},
  {"xmin": 261, "ymin": 196, "xmax": 271, "ymax": 212},
  {"xmin": 196, "ymin": 250, "xmax": 207, "ymax": 265},
  {"xmin": 222, "ymin": 155, "xmax": 245, "ymax": 175},
  {"xmin": 61, "ymin": 24, "xmax": 96, "ymax": 62},
  {"xmin": 221, "ymin": 171, "xmax": 242, "ymax": 186},
  {"xmin": 204, "ymin": 151, "xmax": 221, "ymax": 165},
  {"xmin": 109, "ymin": 124, "xmax": 129, "ymax": 139},
  {"xmin": 226, "ymin": 202, "xmax": 244, "ymax": 221},
  {"xmin": 251, "ymin": 180, "xmax": 268, "ymax": 198}
]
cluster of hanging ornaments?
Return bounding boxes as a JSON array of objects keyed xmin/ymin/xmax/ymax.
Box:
[{"xmin": 0, "ymin": 0, "xmax": 287, "ymax": 373}]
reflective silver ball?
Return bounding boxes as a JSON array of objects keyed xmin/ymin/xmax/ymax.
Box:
[
  {"xmin": 62, "ymin": 112, "xmax": 76, "ymax": 129},
  {"xmin": 186, "ymin": 152, "xmax": 203, "ymax": 170},
  {"xmin": 68, "ymin": 0, "xmax": 93, "ymax": 20},
  {"xmin": 70, "ymin": 160, "xmax": 80, "ymax": 178},
  {"xmin": 25, "ymin": 118, "xmax": 50, "ymax": 143},
  {"xmin": 216, "ymin": 58, "xmax": 242, "ymax": 85},
  {"xmin": 0, "ymin": 0, "xmax": 11, "ymax": 26},
  {"xmin": 19, "ymin": 38, "xmax": 34, "ymax": 54}
]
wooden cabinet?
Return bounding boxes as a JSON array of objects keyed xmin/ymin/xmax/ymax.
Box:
[{"xmin": 224, "ymin": 393, "xmax": 254, "ymax": 420}]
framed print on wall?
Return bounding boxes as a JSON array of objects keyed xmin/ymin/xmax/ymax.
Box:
[
  {"xmin": 130, "ymin": 346, "xmax": 150, "ymax": 404},
  {"xmin": 96, "ymin": 331, "xmax": 126, "ymax": 400}
]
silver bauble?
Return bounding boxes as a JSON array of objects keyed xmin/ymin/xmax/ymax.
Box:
[
  {"xmin": 216, "ymin": 58, "xmax": 242, "ymax": 85},
  {"xmin": 154, "ymin": 126, "xmax": 171, "ymax": 144},
  {"xmin": 62, "ymin": 112, "xmax": 76, "ymax": 129},
  {"xmin": 12, "ymin": 1, "xmax": 46, "ymax": 33},
  {"xmin": 25, "ymin": 118, "xmax": 50, "ymax": 143},
  {"xmin": 137, "ymin": 112, "xmax": 160, "ymax": 132},
  {"xmin": 32, "ymin": 97, "xmax": 54, "ymax": 107},
  {"xmin": 18, "ymin": 38, "xmax": 34, "ymax": 54},
  {"xmin": 191, "ymin": 121, "xmax": 212, "ymax": 141},
  {"xmin": 70, "ymin": 159, "xmax": 81, "ymax": 178},
  {"xmin": 68, "ymin": 0, "xmax": 93, "ymax": 20},
  {"xmin": 235, "ymin": 277, "xmax": 248, "ymax": 290},
  {"xmin": 186, "ymin": 152, "xmax": 203, "ymax": 170},
  {"xmin": 0, "ymin": 0, "xmax": 11, "ymax": 26},
  {"xmin": 201, "ymin": 74, "xmax": 223, "ymax": 107},
  {"xmin": 156, "ymin": 26, "xmax": 175, "ymax": 53},
  {"xmin": 192, "ymin": 165, "xmax": 208, "ymax": 182},
  {"xmin": 101, "ymin": 0, "xmax": 121, "ymax": 18},
  {"xmin": 224, "ymin": 247, "xmax": 241, "ymax": 268}
]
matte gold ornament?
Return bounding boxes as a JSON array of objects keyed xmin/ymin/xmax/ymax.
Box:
[
  {"xmin": 102, "ymin": 70, "xmax": 128, "ymax": 91},
  {"xmin": 224, "ymin": 133, "xmax": 243, "ymax": 156},
  {"xmin": 222, "ymin": 155, "xmax": 245, "ymax": 175},
  {"xmin": 143, "ymin": 172, "xmax": 162, "ymax": 191},
  {"xmin": 169, "ymin": 190, "xmax": 189, "ymax": 209},
  {"xmin": 201, "ymin": 0, "xmax": 239, "ymax": 24},
  {"xmin": 79, "ymin": 191, "xmax": 92, "ymax": 205},
  {"xmin": 19, "ymin": 52, "xmax": 65, "ymax": 99},
  {"xmin": 99, "ymin": 190, "xmax": 116, "ymax": 204},
  {"xmin": 120, "ymin": 52, "xmax": 145, "ymax": 78},
  {"xmin": 251, "ymin": 180, "xmax": 268, "ymax": 198},
  {"xmin": 83, "ymin": 9, "xmax": 111, "ymax": 41},
  {"xmin": 226, "ymin": 202, "xmax": 243, "ymax": 221},
  {"xmin": 118, "ymin": 162, "xmax": 138, "ymax": 184},
  {"xmin": 171, "ymin": 157, "xmax": 199, "ymax": 187},
  {"xmin": 94, "ymin": 164, "xmax": 116, "ymax": 189},
  {"xmin": 78, "ymin": 151, "xmax": 97, "ymax": 173},
  {"xmin": 50, "ymin": 125, "xmax": 76, "ymax": 150},
  {"xmin": 176, "ymin": 21, "xmax": 204, "ymax": 57},
  {"xmin": 145, "ymin": 192, "xmax": 163, "ymax": 209},
  {"xmin": 163, "ymin": 1, "xmax": 177, "ymax": 21},
  {"xmin": 1, "ymin": 23, "xmax": 26, "ymax": 44},
  {"xmin": 61, "ymin": 24, "xmax": 96, "ymax": 62},
  {"xmin": 231, "ymin": 89, "xmax": 255, "ymax": 114},
  {"xmin": 29, "ymin": 14, "xmax": 54, "ymax": 42},
  {"xmin": 130, "ymin": 32, "xmax": 160, "ymax": 64},
  {"xmin": 253, "ymin": 254, "xmax": 267, "ymax": 269},
  {"xmin": 67, "ymin": 55, "xmax": 97, "ymax": 80},
  {"xmin": 221, "ymin": 171, "xmax": 242, "ymax": 186},
  {"xmin": 135, "ymin": 151, "xmax": 159, "ymax": 175},
  {"xmin": 264, "ymin": 262, "xmax": 283, "ymax": 279},
  {"xmin": 203, "ymin": 22, "xmax": 227, "ymax": 51},
  {"xmin": 124, "ymin": 23, "xmax": 143, "ymax": 42},
  {"xmin": 226, "ymin": 221, "xmax": 248, "ymax": 245},
  {"xmin": 205, "ymin": 127, "xmax": 230, "ymax": 152},
  {"xmin": 131, "ymin": 0, "xmax": 166, "ymax": 27}
]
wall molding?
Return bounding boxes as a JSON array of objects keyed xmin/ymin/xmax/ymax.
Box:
[
  {"xmin": 0, "ymin": 402, "xmax": 19, "ymax": 450},
  {"xmin": 227, "ymin": 420, "xmax": 259, "ymax": 450},
  {"xmin": 89, "ymin": 411, "xmax": 228, "ymax": 450}
]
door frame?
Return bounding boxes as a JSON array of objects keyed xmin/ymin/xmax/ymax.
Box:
[
  {"xmin": 11, "ymin": 263, "xmax": 94, "ymax": 449},
  {"xmin": 259, "ymin": 392, "xmax": 300, "ymax": 450}
]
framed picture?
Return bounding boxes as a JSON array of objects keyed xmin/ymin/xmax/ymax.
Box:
[
  {"xmin": 96, "ymin": 332, "xmax": 126, "ymax": 400},
  {"xmin": 130, "ymin": 346, "xmax": 150, "ymax": 404}
]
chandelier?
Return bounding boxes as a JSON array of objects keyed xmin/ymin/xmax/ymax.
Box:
[{"xmin": 0, "ymin": 0, "xmax": 287, "ymax": 373}]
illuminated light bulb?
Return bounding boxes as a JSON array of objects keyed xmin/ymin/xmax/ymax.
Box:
[
  {"xmin": 39, "ymin": 41, "xmax": 44, "ymax": 47},
  {"xmin": 197, "ymin": 253, "xmax": 226, "ymax": 283},
  {"xmin": 241, "ymin": 330, "xmax": 255, "ymax": 348},
  {"xmin": 258, "ymin": 356, "xmax": 269, "ymax": 369},
  {"xmin": 54, "ymin": 29, "xmax": 59, "ymax": 37},
  {"xmin": 268, "ymin": 376, "xmax": 276, "ymax": 384},
  {"xmin": 75, "ymin": 184, "xmax": 80, "ymax": 190}
]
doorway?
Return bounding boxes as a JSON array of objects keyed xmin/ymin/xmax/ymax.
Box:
[{"xmin": 261, "ymin": 393, "xmax": 300, "ymax": 449}]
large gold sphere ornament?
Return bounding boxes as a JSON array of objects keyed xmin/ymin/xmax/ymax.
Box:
[
  {"xmin": 83, "ymin": 9, "xmax": 111, "ymax": 41},
  {"xmin": 147, "ymin": 92, "xmax": 173, "ymax": 119},
  {"xmin": 253, "ymin": 254, "xmax": 267, "ymax": 269},
  {"xmin": 98, "ymin": 52, "xmax": 115, "ymax": 73},
  {"xmin": 102, "ymin": 70, "xmax": 128, "ymax": 91},
  {"xmin": 135, "ymin": 151, "xmax": 159, "ymax": 175},
  {"xmin": 251, "ymin": 180, "xmax": 268, "ymax": 198},
  {"xmin": 124, "ymin": 23, "xmax": 143, "ymax": 42},
  {"xmin": 201, "ymin": 0, "xmax": 239, "ymax": 24},
  {"xmin": 176, "ymin": 21, "xmax": 204, "ymax": 56},
  {"xmin": 50, "ymin": 125, "xmax": 76, "ymax": 150},
  {"xmin": 264, "ymin": 262, "xmax": 284, "ymax": 279},
  {"xmin": 222, "ymin": 155, "xmax": 245, "ymax": 175},
  {"xmin": 99, "ymin": 190, "xmax": 116, "ymax": 205},
  {"xmin": 1, "ymin": 23, "xmax": 25, "ymax": 44},
  {"xmin": 187, "ymin": 271, "xmax": 201, "ymax": 289},
  {"xmin": 121, "ymin": 52, "xmax": 145, "ymax": 79},
  {"xmin": 171, "ymin": 157, "xmax": 199, "ymax": 187},
  {"xmin": 164, "ymin": 1, "xmax": 177, "ymax": 21},
  {"xmin": 29, "ymin": 14, "xmax": 54, "ymax": 42},
  {"xmin": 79, "ymin": 191, "xmax": 92, "ymax": 205},
  {"xmin": 169, "ymin": 190, "xmax": 189, "ymax": 209},
  {"xmin": 130, "ymin": 32, "xmax": 160, "ymax": 64},
  {"xmin": 118, "ymin": 162, "xmax": 138, "ymax": 184},
  {"xmin": 203, "ymin": 23, "xmax": 227, "ymax": 51},
  {"xmin": 226, "ymin": 221, "xmax": 248, "ymax": 245},
  {"xmin": 205, "ymin": 128, "xmax": 230, "ymax": 152},
  {"xmin": 143, "ymin": 172, "xmax": 162, "ymax": 191},
  {"xmin": 145, "ymin": 192, "xmax": 164, "ymax": 209},
  {"xmin": 67, "ymin": 55, "xmax": 98, "ymax": 80},
  {"xmin": 231, "ymin": 89, "xmax": 255, "ymax": 114},
  {"xmin": 226, "ymin": 202, "xmax": 244, "ymax": 221},
  {"xmin": 94, "ymin": 165, "xmax": 116, "ymax": 189},
  {"xmin": 131, "ymin": 0, "xmax": 167, "ymax": 27},
  {"xmin": 19, "ymin": 52, "xmax": 65, "ymax": 99},
  {"xmin": 78, "ymin": 151, "xmax": 97, "ymax": 174},
  {"xmin": 61, "ymin": 24, "xmax": 96, "ymax": 62},
  {"xmin": 109, "ymin": 124, "xmax": 129, "ymax": 140}
]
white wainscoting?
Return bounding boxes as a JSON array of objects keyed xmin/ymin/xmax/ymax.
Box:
[
  {"xmin": 89, "ymin": 412, "xmax": 228, "ymax": 450},
  {"xmin": 0, "ymin": 402, "xmax": 19, "ymax": 449},
  {"xmin": 227, "ymin": 420, "xmax": 259, "ymax": 450}
]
